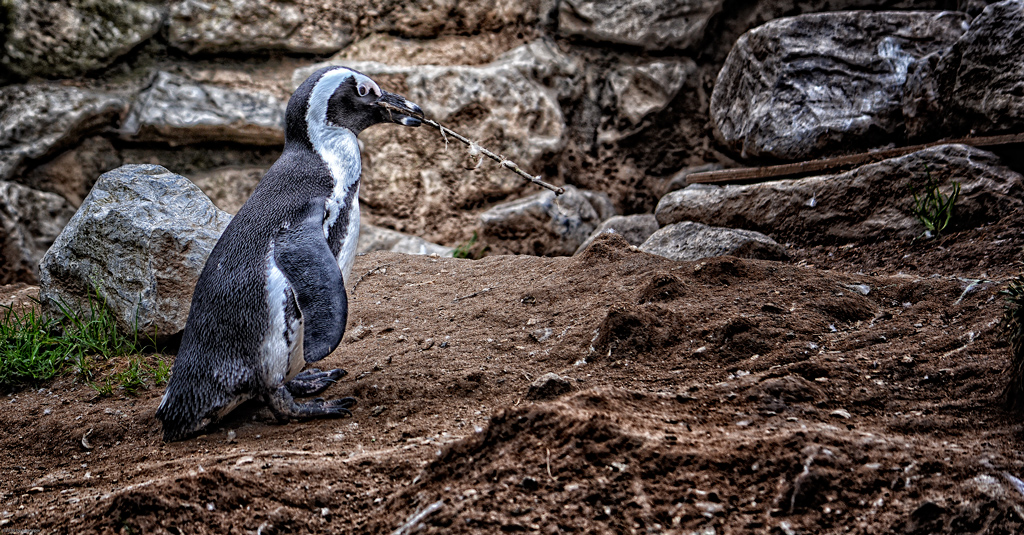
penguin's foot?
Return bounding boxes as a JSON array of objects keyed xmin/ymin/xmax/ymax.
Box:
[
  {"xmin": 266, "ymin": 386, "xmax": 357, "ymax": 422},
  {"xmin": 286, "ymin": 368, "xmax": 347, "ymax": 397}
]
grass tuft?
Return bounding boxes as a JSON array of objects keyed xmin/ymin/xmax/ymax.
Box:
[
  {"xmin": 0, "ymin": 289, "xmax": 162, "ymax": 395},
  {"xmin": 911, "ymin": 167, "xmax": 960, "ymax": 238}
]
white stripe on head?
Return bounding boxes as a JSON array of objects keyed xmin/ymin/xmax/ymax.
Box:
[{"xmin": 305, "ymin": 67, "xmax": 368, "ymax": 266}]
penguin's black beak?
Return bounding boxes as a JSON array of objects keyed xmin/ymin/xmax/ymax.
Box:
[{"xmin": 377, "ymin": 91, "xmax": 423, "ymax": 127}]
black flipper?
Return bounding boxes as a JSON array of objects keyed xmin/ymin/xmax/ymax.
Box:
[{"xmin": 273, "ymin": 200, "xmax": 348, "ymax": 364}]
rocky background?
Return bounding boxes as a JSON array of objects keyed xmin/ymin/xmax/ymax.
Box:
[
  {"xmin": 9, "ymin": 2, "xmax": 1024, "ymax": 533},
  {"xmin": 4, "ymin": 0, "xmax": 1022, "ymax": 291}
]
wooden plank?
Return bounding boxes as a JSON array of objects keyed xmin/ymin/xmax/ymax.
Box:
[{"xmin": 686, "ymin": 133, "xmax": 1024, "ymax": 186}]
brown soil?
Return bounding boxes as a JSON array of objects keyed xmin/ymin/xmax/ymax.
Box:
[{"xmin": 3, "ymin": 218, "xmax": 1024, "ymax": 534}]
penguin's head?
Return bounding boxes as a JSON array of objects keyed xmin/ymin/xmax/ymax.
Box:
[{"xmin": 287, "ymin": 66, "xmax": 423, "ymax": 145}]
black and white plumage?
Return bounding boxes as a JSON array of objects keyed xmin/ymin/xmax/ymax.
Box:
[{"xmin": 156, "ymin": 66, "xmax": 423, "ymax": 441}]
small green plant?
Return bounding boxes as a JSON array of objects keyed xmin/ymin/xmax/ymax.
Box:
[
  {"xmin": 1002, "ymin": 275, "xmax": 1024, "ymax": 411},
  {"xmin": 0, "ymin": 289, "xmax": 143, "ymax": 391},
  {"xmin": 0, "ymin": 304, "xmax": 68, "ymax": 385},
  {"xmin": 452, "ymin": 232, "xmax": 479, "ymax": 259},
  {"xmin": 911, "ymin": 168, "xmax": 960, "ymax": 237},
  {"xmin": 150, "ymin": 357, "xmax": 172, "ymax": 386}
]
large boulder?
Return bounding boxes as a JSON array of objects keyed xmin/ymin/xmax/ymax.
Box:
[
  {"xmin": 0, "ymin": 84, "xmax": 126, "ymax": 182},
  {"xmin": 0, "ymin": 182, "xmax": 75, "ymax": 285},
  {"xmin": 655, "ymin": 144, "xmax": 1024, "ymax": 245},
  {"xmin": 1, "ymin": 0, "xmax": 165, "ymax": 78},
  {"xmin": 640, "ymin": 221, "xmax": 787, "ymax": 262},
  {"xmin": 480, "ymin": 185, "xmax": 601, "ymax": 256},
  {"xmin": 558, "ymin": 0, "xmax": 726, "ymax": 51},
  {"xmin": 121, "ymin": 71, "xmax": 287, "ymax": 146},
  {"xmin": 296, "ymin": 39, "xmax": 581, "ymax": 238},
  {"xmin": 38, "ymin": 165, "xmax": 231, "ymax": 341},
  {"xmin": 937, "ymin": 0, "xmax": 1024, "ymax": 136},
  {"xmin": 711, "ymin": 11, "xmax": 969, "ymax": 160}
]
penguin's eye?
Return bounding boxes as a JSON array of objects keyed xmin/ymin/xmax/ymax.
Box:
[{"xmin": 357, "ymin": 83, "xmax": 370, "ymax": 97}]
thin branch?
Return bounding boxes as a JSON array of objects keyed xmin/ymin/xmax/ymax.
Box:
[{"xmin": 378, "ymin": 101, "xmax": 564, "ymax": 196}]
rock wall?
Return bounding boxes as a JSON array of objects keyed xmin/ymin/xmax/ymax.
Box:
[{"xmin": 0, "ymin": 0, "xmax": 1019, "ymax": 284}]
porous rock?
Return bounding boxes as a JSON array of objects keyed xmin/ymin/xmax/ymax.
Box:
[
  {"xmin": 190, "ymin": 166, "xmax": 266, "ymax": 215},
  {"xmin": 0, "ymin": 84, "xmax": 126, "ymax": 182},
  {"xmin": 121, "ymin": 72, "xmax": 286, "ymax": 146},
  {"xmin": 655, "ymin": 144, "xmax": 1024, "ymax": 245},
  {"xmin": 480, "ymin": 185, "xmax": 602, "ymax": 256},
  {"xmin": 639, "ymin": 221, "xmax": 787, "ymax": 262},
  {"xmin": 1, "ymin": 0, "xmax": 165, "ymax": 78},
  {"xmin": 0, "ymin": 182, "xmax": 75, "ymax": 285},
  {"xmin": 711, "ymin": 11, "xmax": 969, "ymax": 160},
  {"xmin": 38, "ymin": 165, "xmax": 231, "ymax": 340},
  {"xmin": 575, "ymin": 214, "xmax": 659, "ymax": 255},
  {"xmin": 526, "ymin": 373, "xmax": 573, "ymax": 400},
  {"xmin": 558, "ymin": 0, "xmax": 726, "ymax": 51},
  {"xmin": 938, "ymin": 0, "xmax": 1024, "ymax": 136},
  {"xmin": 298, "ymin": 39, "xmax": 580, "ymax": 234},
  {"xmin": 357, "ymin": 224, "xmax": 454, "ymax": 257}
]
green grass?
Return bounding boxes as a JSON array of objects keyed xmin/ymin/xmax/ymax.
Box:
[
  {"xmin": 911, "ymin": 168, "xmax": 960, "ymax": 238},
  {"xmin": 0, "ymin": 291, "xmax": 169, "ymax": 395},
  {"xmin": 452, "ymin": 232, "xmax": 480, "ymax": 259}
]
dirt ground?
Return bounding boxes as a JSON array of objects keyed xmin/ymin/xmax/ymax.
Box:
[{"xmin": 3, "ymin": 213, "xmax": 1024, "ymax": 534}]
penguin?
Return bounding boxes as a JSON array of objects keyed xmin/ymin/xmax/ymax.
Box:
[{"xmin": 155, "ymin": 66, "xmax": 424, "ymax": 441}]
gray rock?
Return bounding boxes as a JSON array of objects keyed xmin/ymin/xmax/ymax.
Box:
[
  {"xmin": 655, "ymin": 144, "xmax": 1024, "ymax": 244},
  {"xmin": 580, "ymin": 190, "xmax": 617, "ymax": 222},
  {"xmin": 1, "ymin": 0, "xmax": 165, "ymax": 78},
  {"xmin": 640, "ymin": 221, "xmax": 787, "ymax": 262},
  {"xmin": 558, "ymin": 0, "xmax": 726, "ymax": 51},
  {"xmin": 297, "ymin": 40, "xmax": 580, "ymax": 233},
  {"xmin": 0, "ymin": 181, "xmax": 75, "ymax": 285},
  {"xmin": 38, "ymin": 164, "xmax": 232, "ymax": 340},
  {"xmin": 357, "ymin": 223, "xmax": 454, "ymax": 257},
  {"xmin": 598, "ymin": 58, "xmax": 698, "ymax": 144},
  {"xmin": 711, "ymin": 11, "xmax": 969, "ymax": 160},
  {"xmin": 168, "ymin": 0, "xmax": 542, "ymax": 55},
  {"xmin": 0, "ymin": 84, "xmax": 126, "ymax": 182},
  {"xmin": 526, "ymin": 372, "xmax": 573, "ymax": 400},
  {"xmin": 609, "ymin": 60, "xmax": 696, "ymax": 126},
  {"xmin": 121, "ymin": 72, "xmax": 287, "ymax": 146},
  {"xmin": 168, "ymin": 0, "xmax": 353, "ymax": 55},
  {"xmin": 480, "ymin": 185, "xmax": 602, "ymax": 256},
  {"xmin": 938, "ymin": 0, "xmax": 1024, "ymax": 136},
  {"xmin": 575, "ymin": 214, "xmax": 659, "ymax": 255}
]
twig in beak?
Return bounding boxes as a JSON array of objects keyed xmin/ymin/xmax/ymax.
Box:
[{"xmin": 378, "ymin": 101, "xmax": 564, "ymax": 196}]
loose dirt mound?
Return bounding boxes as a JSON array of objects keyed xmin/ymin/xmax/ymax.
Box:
[{"xmin": 3, "ymin": 229, "xmax": 1024, "ymax": 534}]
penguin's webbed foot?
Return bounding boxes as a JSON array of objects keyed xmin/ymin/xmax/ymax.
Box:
[
  {"xmin": 286, "ymin": 367, "xmax": 347, "ymax": 397},
  {"xmin": 266, "ymin": 385, "xmax": 356, "ymax": 422}
]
